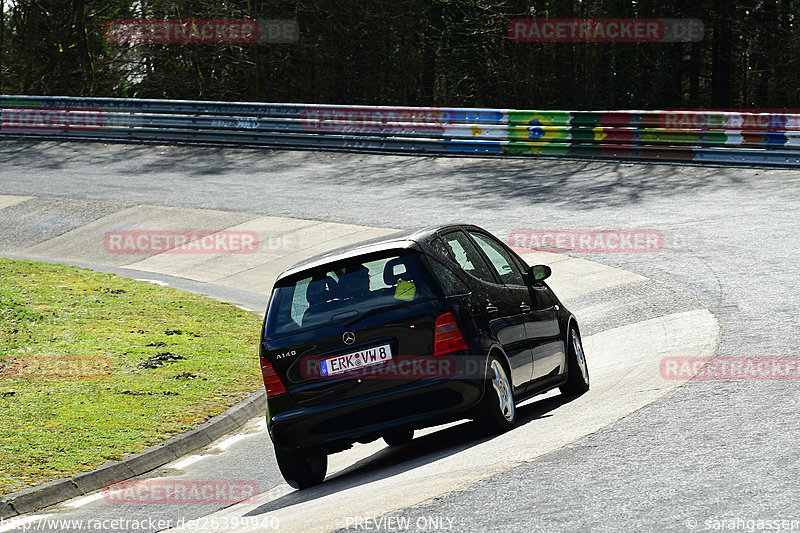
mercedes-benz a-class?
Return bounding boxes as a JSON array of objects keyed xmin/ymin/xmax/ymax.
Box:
[{"xmin": 259, "ymin": 224, "xmax": 589, "ymax": 489}]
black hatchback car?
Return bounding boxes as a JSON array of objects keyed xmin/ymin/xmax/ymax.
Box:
[{"xmin": 259, "ymin": 224, "xmax": 589, "ymax": 489}]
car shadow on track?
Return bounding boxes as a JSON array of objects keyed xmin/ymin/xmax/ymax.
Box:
[{"xmin": 244, "ymin": 392, "xmax": 580, "ymax": 516}]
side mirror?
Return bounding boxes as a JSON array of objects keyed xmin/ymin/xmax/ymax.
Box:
[{"xmin": 526, "ymin": 265, "xmax": 551, "ymax": 285}]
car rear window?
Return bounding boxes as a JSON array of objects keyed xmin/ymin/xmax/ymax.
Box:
[{"xmin": 266, "ymin": 250, "xmax": 437, "ymax": 338}]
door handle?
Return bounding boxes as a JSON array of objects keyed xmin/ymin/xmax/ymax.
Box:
[
  {"xmin": 519, "ymin": 303, "xmax": 531, "ymax": 312},
  {"xmin": 486, "ymin": 303, "xmax": 499, "ymax": 314}
]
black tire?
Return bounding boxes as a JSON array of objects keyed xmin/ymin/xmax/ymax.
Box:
[
  {"xmin": 383, "ymin": 428, "xmax": 414, "ymax": 446},
  {"xmin": 560, "ymin": 326, "xmax": 590, "ymax": 396},
  {"xmin": 274, "ymin": 448, "xmax": 327, "ymax": 490},
  {"xmin": 473, "ymin": 354, "xmax": 517, "ymax": 434}
]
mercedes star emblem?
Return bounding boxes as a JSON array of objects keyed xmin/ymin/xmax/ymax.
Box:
[{"xmin": 343, "ymin": 331, "xmax": 356, "ymax": 345}]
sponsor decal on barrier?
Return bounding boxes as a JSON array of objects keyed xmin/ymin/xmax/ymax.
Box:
[
  {"xmin": 508, "ymin": 229, "xmax": 663, "ymax": 254},
  {"xmin": 103, "ymin": 230, "xmax": 261, "ymax": 255},
  {"xmin": 510, "ymin": 18, "xmax": 703, "ymax": 43},
  {"xmin": 0, "ymin": 107, "xmax": 103, "ymax": 131},
  {"xmin": 0, "ymin": 355, "xmax": 112, "ymax": 381},
  {"xmin": 301, "ymin": 107, "xmax": 451, "ymax": 133},
  {"xmin": 661, "ymin": 357, "xmax": 800, "ymax": 381},
  {"xmin": 104, "ymin": 19, "xmax": 298, "ymax": 44},
  {"xmin": 103, "ymin": 480, "xmax": 258, "ymax": 505}
]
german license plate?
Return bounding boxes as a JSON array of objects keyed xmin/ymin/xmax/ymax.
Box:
[{"xmin": 319, "ymin": 343, "xmax": 393, "ymax": 377}]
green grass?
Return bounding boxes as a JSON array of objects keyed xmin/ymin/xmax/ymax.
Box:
[{"xmin": 0, "ymin": 258, "xmax": 263, "ymax": 495}]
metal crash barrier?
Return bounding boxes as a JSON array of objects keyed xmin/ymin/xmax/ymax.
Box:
[{"xmin": 2, "ymin": 95, "xmax": 799, "ymax": 166}]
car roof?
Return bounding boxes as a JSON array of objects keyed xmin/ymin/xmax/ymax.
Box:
[{"xmin": 274, "ymin": 223, "xmax": 482, "ymax": 282}]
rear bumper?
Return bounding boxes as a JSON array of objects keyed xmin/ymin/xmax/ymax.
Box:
[{"xmin": 266, "ymin": 378, "xmax": 484, "ymax": 453}]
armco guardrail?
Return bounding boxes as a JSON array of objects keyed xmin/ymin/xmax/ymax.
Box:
[{"xmin": 2, "ymin": 95, "xmax": 800, "ymax": 166}]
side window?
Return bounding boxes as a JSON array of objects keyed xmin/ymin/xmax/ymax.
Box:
[
  {"xmin": 431, "ymin": 237, "xmax": 453, "ymax": 261},
  {"xmin": 439, "ymin": 231, "xmax": 497, "ymax": 284},
  {"xmin": 510, "ymin": 254, "xmax": 530, "ymax": 279},
  {"xmin": 424, "ymin": 255, "xmax": 470, "ymax": 296},
  {"xmin": 469, "ymin": 231, "xmax": 526, "ymax": 286}
]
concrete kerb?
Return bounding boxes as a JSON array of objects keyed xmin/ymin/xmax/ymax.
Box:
[
  {"xmin": 2, "ymin": 478, "xmax": 81, "ymax": 517},
  {"xmin": 163, "ymin": 428, "xmax": 214, "ymax": 459},
  {"xmin": 71, "ymin": 461, "xmax": 136, "ymax": 496},
  {"xmin": 123, "ymin": 444, "xmax": 180, "ymax": 478},
  {"xmin": 0, "ymin": 499, "xmax": 17, "ymax": 520},
  {"xmin": 0, "ymin": 388, "xmax": 266, "ymax": 519}
]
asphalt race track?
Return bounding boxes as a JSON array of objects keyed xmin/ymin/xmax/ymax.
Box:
[
  {"xmin": 0, "ymin": 194, "xmax": 717, "ymax": 531},
  {"xmin": 1, "ymin": 140, "xmax": 799, "ymax": 532}
]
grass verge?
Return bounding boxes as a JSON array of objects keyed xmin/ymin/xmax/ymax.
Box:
[{"xmin": 0, "ymin": 258, "xmax": 263, "ymax": 495}]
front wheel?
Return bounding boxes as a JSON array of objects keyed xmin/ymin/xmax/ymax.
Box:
[
  {"xmin": 560, "ymin": 326, "xmax": 590, "ymax": 396},
  {"xmin": 473, "ymin": 355, "xmax": 516, "ymax": 434},
  {"xmin": 274, "ymin": 448, "xmax": 327, "ymax": 490}
]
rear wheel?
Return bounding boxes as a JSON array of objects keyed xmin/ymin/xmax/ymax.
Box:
[
  {"xmin": 474, "ymin": 355, "xmax": 516, "ymax": 434},
  {"xmin": 560, "ymin": 326, "xmax": 590, "ymax": 396},
  {"xmin": 383, "ymin": 428, "xmax": 414, "ymax": 446},
  {"xmin": 274, "ymin": 448, "xmax": 327, "ymax": 490}
]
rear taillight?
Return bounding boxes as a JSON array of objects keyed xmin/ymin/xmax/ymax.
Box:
[
  {"xmin": 260, "ymin": 358, "xmax": 287, "ymax": 397},
  {"xmin": 434, "ymin": 312, "xmax": 468, "ymax": 356}
]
